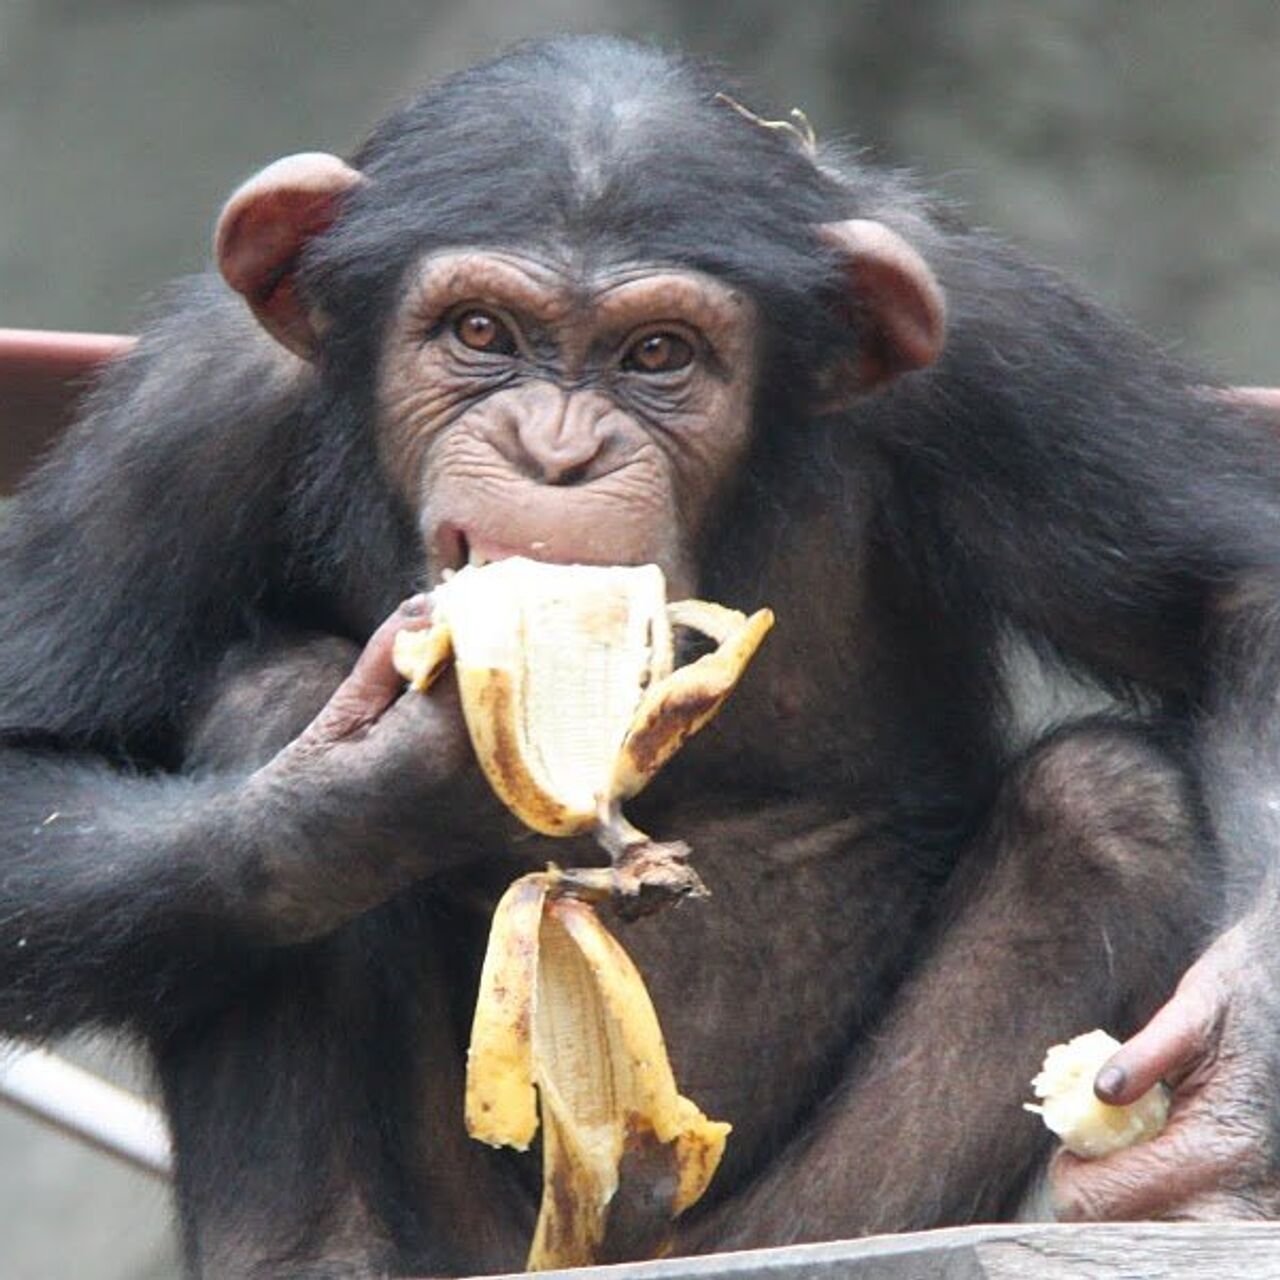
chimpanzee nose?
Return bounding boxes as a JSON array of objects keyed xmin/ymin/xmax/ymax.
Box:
[{"xmin": 511, "ymin": 386, "xmax": 607, "ymax": 484}]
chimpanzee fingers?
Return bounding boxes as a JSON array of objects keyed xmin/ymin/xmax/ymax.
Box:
[
  {"xmin": 1050, "ymin": 1126, "xmax": 1227, "ymax": 1222},
  {"xmin": 1053, "ymin": 1149, "xmax": 1275, "ymax": 1223},
  {"xmin": 303, "ymin": 595, "xmax": 433, "ymax": 742},
  {"xmin": 379, "ymin": 668, "xmax": 474, "ymax": 781},
  {"xmin": 1095, "ymin": 969, "xmax": 1223, "ymax": 1106},
  {"xmin": 1156, "ymin": 1190, "xmax": 1276, "ymax": 1221}
]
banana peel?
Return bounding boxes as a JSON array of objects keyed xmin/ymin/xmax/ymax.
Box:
[
  {"xmin": 394, "ymin": 559, "xmax": 769, "ymax": 1268},
  {"xmin": 393, "ymin": 558, "xmax": 773, "ymax": 908},
  {"xmin": 468, "ymin": 872, "xmax": 730, "ymax": 1269}
]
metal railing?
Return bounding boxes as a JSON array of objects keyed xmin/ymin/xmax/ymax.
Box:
[{"xmin": 0, "ymin": 1037, "xmax": 171, "ymax": 1180}]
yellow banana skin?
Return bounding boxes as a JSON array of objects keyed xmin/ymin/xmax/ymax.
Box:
[
  {"xmin": 465, "ymin": 874, "xmax": 546, "ymax": 1152},
  {"xmin": 459, "ymin": 666, "xmax": 587, "ymax": 837},
  {"xmin": 396, "ymin": 560, "xmax": 768, "ymax": 1268},
  {"xmin": 466, "ymin": 873, "xmax": 730, "ymax": 1270},
  {"xmin": 612, "ymin": 606, "xmax": 774, "ymax": 802},
  {"xmin": 391, "ymin": 559, "xmax": 774, "ymax": 860},
  {"xmin": 396, "ymin": 622, "xmax": 590, "ymax": 835}
]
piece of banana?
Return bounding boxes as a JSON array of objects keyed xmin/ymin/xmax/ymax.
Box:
[
  {"xmin": 467, "ymin": 872, "xmax": 730, "ymax": 1270},
  {"xmin": 395, "ymin": 559, "xmax": 766, "ymax": 1268},
  {"xmin": 393, "ymin": 558, "xmax": 773, "ymax": 899},
  {"xmin": 1024, "ymin": 1029, "xmax": 1170, "ymax": 1158}
]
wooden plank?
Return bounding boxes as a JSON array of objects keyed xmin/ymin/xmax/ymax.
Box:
[
  {"xmin": 0, "ymin": 329, "xmax": 135, "ymax": 494},
  {"xmin": 479, "ymin": 1224, "xmax": 1280, "ymax": 1280},
  {"xmin": 976, "ymin": 1222, "xmax": 1280, "ymax": 1278}
]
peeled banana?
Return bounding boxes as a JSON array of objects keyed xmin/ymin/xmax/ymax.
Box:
[
  {"xmin": 395, "ymin": 558, "xmax": 769, "ymax": 1268},
  {"xmin": 393, "ymin": 558, "xmax": 774, "ymax": 904},
  {"xmin": 1025, "ymin": 1029, "xmax": 1170, "ymax": 1158},
  {"xmin": 467, "ymin": 872, "xmax": 730, "ymax": 1269}
]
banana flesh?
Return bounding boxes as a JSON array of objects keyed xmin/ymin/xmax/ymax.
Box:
[
  {"xmin": 393, "ymin": 558, "xmax": 774, "ymax": 861},
  {"xmin": 467, "ymin": 872, "xmax": 730, "ymax": 1270},
  {"xmin": 1025, "ymin": 1029, "xmax": 1170, "ymax": 1158}
]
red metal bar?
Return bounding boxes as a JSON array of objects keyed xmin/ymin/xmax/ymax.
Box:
[
  {"xmin": 0, "ymin": 328, "xmax": 136, "ymax": 494},
  {"xmin": 1230, "ymin": 386, "xmax": 1280, "ymax": 414}
]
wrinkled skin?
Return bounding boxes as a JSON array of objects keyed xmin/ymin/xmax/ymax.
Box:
[
  {"xmin": 178, "ymin": 596, "xmax": 504, "ymax": 955},
  {"xmin": 379, "ymin": 252, "xmax": 759, "ymax": 600}
]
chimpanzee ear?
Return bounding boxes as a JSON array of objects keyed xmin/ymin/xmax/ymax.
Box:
[
  {"xmin": 214, "ymin": 153, "xmax": 365, "ymax": 360},
  {"xmin": 819, "ymin": 218, "xmax": 947, "ymax": 396}
]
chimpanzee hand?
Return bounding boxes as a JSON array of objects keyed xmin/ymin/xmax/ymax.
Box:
[
  {"xmin": 1051, "ymin": 919, "xmax": 1280, "ymax": 1221},
  {"xmin": 231, "ymin": 597, "xmax": 489, "ymax": 941},
  {"xmin": 252, "ymin": 594, "xmax": 478, "ymax": 820},
  {"xmin": 276, "ymin": 595, "xmax": 469, "ymax": 776}
]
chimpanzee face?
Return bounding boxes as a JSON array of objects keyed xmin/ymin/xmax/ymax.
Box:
[
  {"xmin": 375, "ymin": 249, "xmax": 759, "ymax": 595},
  {"xmin": 215, "ymin": 151, "xmax": 943, "ymax": 605}
]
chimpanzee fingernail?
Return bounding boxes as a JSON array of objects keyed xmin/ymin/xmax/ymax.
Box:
[
  {"xmin": 1095, "ymin": 1065, "xmax": 1126, "ymax": 1100},
  {"xmin": 401, "ymin": 593, "xmax": 431, "ymax": 617}
]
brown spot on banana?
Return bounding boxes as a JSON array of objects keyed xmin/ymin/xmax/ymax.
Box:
[
  {"xmin": 618, "ymin": 686, "xmax": 724, "ymax": 787},
  {"xmin": 459, "ymin": 667, "xmax": 581, "ymax": 836},
  {"xmin": 598, "ymin": 1117, "xmax": 682, "ymax": 1264}
]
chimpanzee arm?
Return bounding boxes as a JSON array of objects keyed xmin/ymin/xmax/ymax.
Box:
[
  {"xmin": 1047, "ymin": 595, "xmax": 1280, "ymax": 1221},
  {"xmin": 683, "ymin": 722, "xmax": 1211, "ymax": 1245},
  {"xmin": 0, "ymin": 601, "xmax": 474, "ymax": 1041},
  {"xmin": 0, "ymin": 749, "xmax": 261, "ymax": 1037},
  {"xmin": 1195, "ymin": 586, "xmax": 1280, "ymax": 911},
  {"xmin": 869, "ymin": 256, "xmax": 1280, "ymax": 1220},
  {"xmin": 881, "ymin": 241, "xmax": 1280, "ymax": 845},
  {"xmin": 184, "ymin": 632, "xmax": 363, "ymax": 772},
  {"xmin": 0, "ymin": 283, "xmax": 471, "ymax": 1040}
]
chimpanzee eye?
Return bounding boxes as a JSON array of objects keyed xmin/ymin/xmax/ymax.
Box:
[
  {"xmin": 452, "ymin": 309, "xmax": 517, "ymax": 355},
  {"xmin": 622, "ymin": 331, "xmax": 694, "ymax": 375}
]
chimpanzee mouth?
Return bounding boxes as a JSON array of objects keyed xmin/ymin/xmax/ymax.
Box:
[
  {"xmin": 433, "ymin": 523, "xmax": 562, "ymax": 581},
  {"xmin": 430, "ymin": 522, "xmax": 668, "ymax": 592}
]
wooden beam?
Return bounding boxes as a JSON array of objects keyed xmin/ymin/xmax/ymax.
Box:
[{"xmin": 477, "ymin": 1223, "xmax": 1280, "ymax": 1280}]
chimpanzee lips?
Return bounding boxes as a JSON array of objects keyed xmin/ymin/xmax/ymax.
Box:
[
  {"xmin": 436, "ymin": 526, "xmax": 553, "ymax": 575},
  {"xmin": 433, "ymin": 521, "xmax": 630, "ymax": 581},
  {"xmin": 465, "ymin": 535, "xmax": 554, "ymax": 568}
]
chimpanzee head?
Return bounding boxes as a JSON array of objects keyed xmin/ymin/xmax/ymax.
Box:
[{"xmin": 214, "ymin": 37, "xmax": 945, "ymax": 596}]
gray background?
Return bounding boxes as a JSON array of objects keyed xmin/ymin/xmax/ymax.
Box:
[{"xmin": 1, "ymin": 2, "xmax": 1278, "ymax": 1277}]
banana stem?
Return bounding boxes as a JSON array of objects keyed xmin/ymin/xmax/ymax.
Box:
[{"xmin": 544, "ymin": 801, "xmax": 708, "ymax": 920}]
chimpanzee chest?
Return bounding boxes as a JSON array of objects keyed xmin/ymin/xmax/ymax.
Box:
[{"xmin": 472, "ymin": 794, "xmax": 932, "ymax": 1190}]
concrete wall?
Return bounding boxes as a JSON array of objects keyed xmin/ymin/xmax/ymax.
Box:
[{"xmin": 4, "ymin": 2, "xmax": 1278, "ymax": 378}]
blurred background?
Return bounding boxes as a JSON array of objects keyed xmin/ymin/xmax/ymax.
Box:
[{"xmin": 1, "ymin": 1, "xmax": 1278, "ymax": 1276}]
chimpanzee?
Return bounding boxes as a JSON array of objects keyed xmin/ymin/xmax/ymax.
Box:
[{"xmin": 2, "ymin": 34, "xmax": 1278, "ymax": 1278}]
